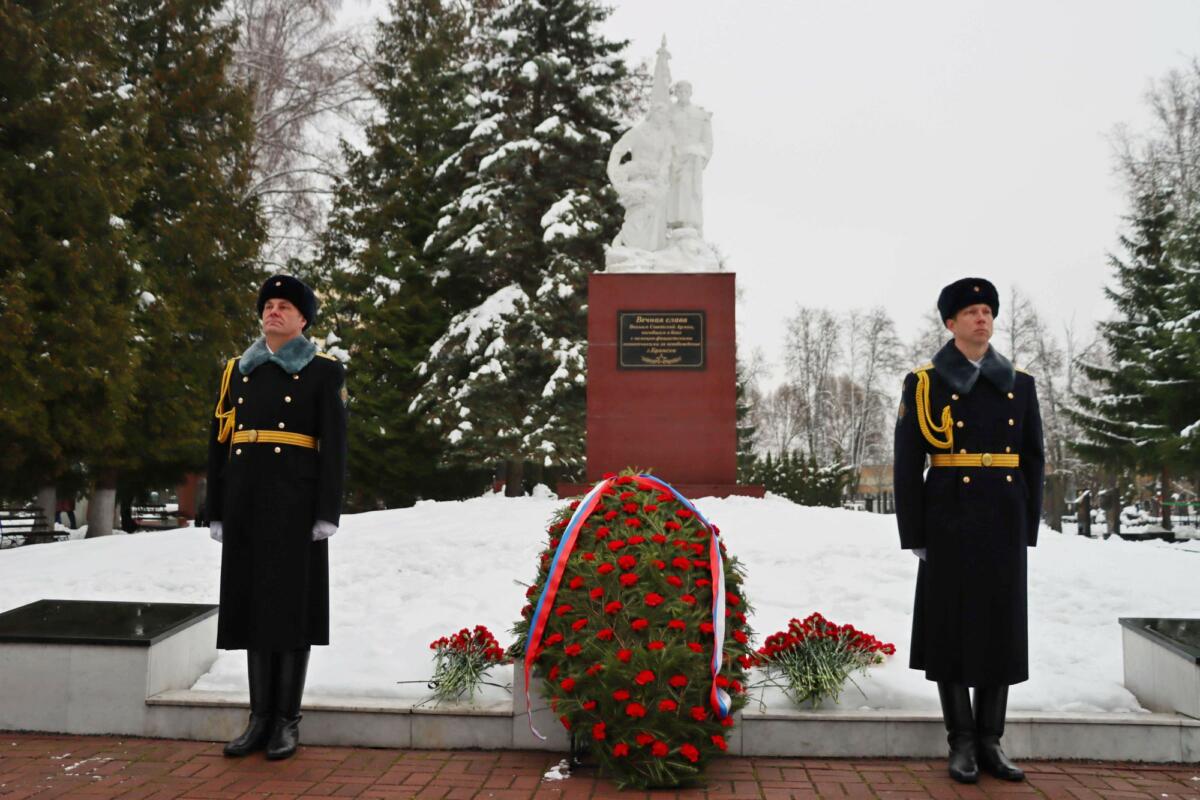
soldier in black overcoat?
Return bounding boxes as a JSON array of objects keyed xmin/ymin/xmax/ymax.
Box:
[
  {"xmin": 894, "ymin": 278, "xmax": 1045, "ymax": 784},
  {"xmin": 206, "ymin": 275, "xmax": 347, "ymax": 760}
]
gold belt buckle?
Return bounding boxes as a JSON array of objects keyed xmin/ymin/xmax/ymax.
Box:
[
  {"xmin": 981, "ymin": 452, "xmax": 993, "ymax": 467},
  {"xmin": 247, "ymin": 430, "xmax": 259, "ymax": 443}
]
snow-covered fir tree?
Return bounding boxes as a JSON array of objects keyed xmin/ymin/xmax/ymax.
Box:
[{"xmin": 412, "ymin": 0, "xmax": 631, "ymax": 494}]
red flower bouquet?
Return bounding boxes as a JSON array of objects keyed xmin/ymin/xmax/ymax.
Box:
[
  {"xmin": 428, "ymin": 625, "xmax": 509, "ymax": 704},
  {"xmin": 753, "ymin": 612, "xmax": 895, "ymax": 707},
  {"xmin": 511, "ymin": 470, "xmax": 754, "ymax": 789}
]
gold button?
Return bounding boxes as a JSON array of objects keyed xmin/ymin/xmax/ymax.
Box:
[
  {"xmin": 981, "ymin": 453, "xmax": 993, "ymax": 466},
  {"xmin": 237, "ymin": 397, "xmax": 244, "ymax": 405},
  {"xmin": 275, "ymin": 280, "xmax": 282, "ymax": 286},
  {"xmin": 237, "ymin": 423, "xmax": 243, "ymax": 430},
  {"xmin": 246, "ymin": 430, "xmax": 258, "ymax": 442},
  {"xmin": 1008, "ymin": 419, "xmax": 1015, "ymax": 426},
  {"xmin": 1005, "ymin": 446, "xmax": 1012, "ymax": 453},
  {"xmin": 284, "ymin": 396, "xmax": 292, "ymax": 403},
  {"xmin": 293, "ymin": 374, "xmax": 299, "ymax": 380},
  {"xmin": 1007, "ymin": 392, "xmax": 1014, "ymax": 399},
  {"xmin": 274, "ymin": 446, "xmax": 281, "ymax": 454},
  {"xmin": 952, "ymin": 393, "xmax": 960, "ymax": 401},
  {"xmin": 973, "ymin": 285, "xmax": 981, "ymax": 292},
  {"xmin": 956, "ymin": 421, "xmax": 964, "ymax": 428},
  {"xmin": 242, "ymin": 376, "xmax": 249, "ymax": 383},
  {"xmin": 962, "ymin": 476, "xmax": 971, "ymax": 484},
  {"xmin": 235, "ymin": 448, "xmax": 242, "ymax": 455},
  {"xmin": 278, "ymin": 422, "xmax": 286, "ymax": 429},
  {"xmin": 1006, "ymin": 475, "xmax": 1013, "ymax": 483},
  {"xmin": 960, "ymin": 448, "xmax": 967, "ymax": 454}
]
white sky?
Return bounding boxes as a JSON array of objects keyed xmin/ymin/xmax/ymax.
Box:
[{"xmin": 339, "ymin": 0, "xmax": 1200, "ymax": 379}]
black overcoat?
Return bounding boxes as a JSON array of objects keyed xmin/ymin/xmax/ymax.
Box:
[
  {"xmin": 206, "ymin": 345, "xmax": 347, "ymax": 650},
  {"xmin": 893, "ymin": 340, "xmax": 1045, "ymax": 686}
]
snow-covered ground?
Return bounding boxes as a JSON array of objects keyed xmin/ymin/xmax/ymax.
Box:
[{"xmin": 1, "ymin": 489, "xmax": 1196, "ymax": 714}]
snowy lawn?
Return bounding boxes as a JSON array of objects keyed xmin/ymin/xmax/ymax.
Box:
[{"xmin": 0, "ymin": 489, "xmax": 1195, "ymax": 713}]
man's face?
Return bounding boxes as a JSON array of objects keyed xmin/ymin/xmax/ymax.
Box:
[
  {"xmin": 945, "ymin": 303, "xmax": 994, "ymax": 346},
  {"xmin": 262, "ymin": 297, "xmax": 306, "ymax": 339}
]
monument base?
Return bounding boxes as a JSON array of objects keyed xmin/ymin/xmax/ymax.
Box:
[{"xmin": 556, "ymin": 482, "xmax": 764, "ymax": 500}]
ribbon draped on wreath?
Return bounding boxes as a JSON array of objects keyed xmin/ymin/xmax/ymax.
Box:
[{"xmin": 523, "ymin": 474, "xmax": 731, "ymax": 740}]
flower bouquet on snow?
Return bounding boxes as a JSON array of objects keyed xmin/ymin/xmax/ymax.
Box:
[
  {"xmin": 752, "ymin": 612, "xmax": 894, "ymax": 708},
  {"xmin": 426, "ymin": 625, "xmax": 510, "ymax": 704},
  {"xmin": 511, "ymin": 469, "xmax": 754, "ymax": 789}
]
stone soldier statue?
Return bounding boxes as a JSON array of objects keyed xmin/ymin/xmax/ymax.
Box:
[
  {"xmin": 207, "ymin": 274, "xmax": 347, "ymax": 760},
  {"xmin": 893, "ymin": 278, "xmax": 1045, "ymax": 784}
]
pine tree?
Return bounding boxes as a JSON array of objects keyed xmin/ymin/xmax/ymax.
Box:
[
  {"xmin": 0, "ymin": 1, "xmax": 146, "ymax": 502},
  {"xmin": 101, "ymin": 0, "xmax": 263, "ymax": 514},
  {"xmin": 311, "ymin": 0, "xmax": 488, "ymax": 508},
  {"xmin": 1068, "ymin": 186, "xmax": 1193, "ymax": 512},
  {"xmin": 413, "ymin": 0, "xmax": 629, "ymax": 494}
]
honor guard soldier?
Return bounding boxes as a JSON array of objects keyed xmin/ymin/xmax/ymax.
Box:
[
  {"xmin": 206, "ymin": 275, "xmax": 347, "ymax": 760},
  {"xmin": 894, "ymin": 278, "xmax": 1045, "ymax": 784}
]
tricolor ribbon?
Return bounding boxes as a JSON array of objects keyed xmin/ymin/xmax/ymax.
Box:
[{"xmin": 523, "ymin": 474, "xmax": 730, "ymax": 740}]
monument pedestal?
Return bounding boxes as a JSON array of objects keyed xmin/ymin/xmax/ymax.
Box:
[{"xmin": 558, "ymin": 272, "xmax": 762, "ymax": 499}]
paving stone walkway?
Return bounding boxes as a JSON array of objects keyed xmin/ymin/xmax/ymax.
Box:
[{"xmin": 0, "ymin": 733, "xmax": 1196, "ymax": 799}]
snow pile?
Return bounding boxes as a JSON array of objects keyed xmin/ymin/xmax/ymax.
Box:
[{"xmin": 0, "ymin": 491, "xmax": 1195, "ymax": 713}]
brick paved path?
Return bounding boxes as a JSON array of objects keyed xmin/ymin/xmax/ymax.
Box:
[{"xmin": 0, "ymin": 733, "xmax": 1196, "ymax": 799}]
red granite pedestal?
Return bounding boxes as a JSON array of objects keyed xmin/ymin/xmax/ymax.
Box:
[{"xmin": 557, "ymin": 272, "xmax": 763, "ymax": 499}]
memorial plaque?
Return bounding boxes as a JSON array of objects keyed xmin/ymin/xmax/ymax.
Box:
[{"xmin": 617, "ymin": 310, "xmax": 705, "ymax": 369}]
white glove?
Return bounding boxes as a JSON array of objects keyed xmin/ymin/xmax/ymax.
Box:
[
  {"xmin": 210, "ymin": 521, "xmax": 223, "ymax": 543},
  {"xmin": 313, "ymin": 520, "xmax": 338, "ymax": 541},
  {"xmin": 912, "ymin": 547, "xmax": 927, "ymax": 561}
]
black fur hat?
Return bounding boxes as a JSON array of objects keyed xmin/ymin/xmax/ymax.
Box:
[
  {"xmin": 937, "ymin": 277, "xmax": 999, "ymax": 322},
  {"xmin": 257, "ymin": 275, "xmax": 317, "ymax": 330}
]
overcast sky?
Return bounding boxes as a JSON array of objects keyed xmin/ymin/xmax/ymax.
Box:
[{"xmin": 340, "ymin": 0, "xmax": 1200, "ymax": 380}]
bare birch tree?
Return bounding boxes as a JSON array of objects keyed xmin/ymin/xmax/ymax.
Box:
[
  {"xmin": 224, "ymin": 0, "xmax": 370, "ymax": 268},
  {"xmin": 783, "ymin": 307, "xmax": 841, "ymax": 461}
]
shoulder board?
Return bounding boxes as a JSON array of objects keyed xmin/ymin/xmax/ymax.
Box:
[
  {"xmin": 316, "ymin": 352, "xmax": 339, "ymax": 361},
  {"xmin": 911, "ymin": 362, "xmax": 933, "ymax": 374},
  {"xmin": 1016, "ymin": 367, "xmax": 1033, "ymax": 376}
]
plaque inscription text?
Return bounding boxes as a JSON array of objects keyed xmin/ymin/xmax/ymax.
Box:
[{"xmin": 617, "ymin": 311, "xmax": 706, "ymax": 369}]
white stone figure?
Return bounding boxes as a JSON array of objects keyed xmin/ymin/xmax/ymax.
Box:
[
  {"xmin": 666, "ymin": 80, "xmax": 713, "ymax": 235},
  {"xmin": 605, "ymin": 36, "xmax": 721, "ymax": 273}
]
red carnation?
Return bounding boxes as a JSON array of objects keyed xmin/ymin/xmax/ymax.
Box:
[
  {"xmin": 616, "ymin": 475, "xmax": 634, "ymax": 485},
  {"xmin": 613, "ymin": 688, "xmax": 631, "ymax": 701},
  {"xmin": 631, "ymin": 617, "xmax": 649, "ymax": 631},
  {"xmin": 623, "ymin": 518, "xmax": 642, "ymax": 528},
  {"xmin": 560, "ymin": 677, "xmax": 576, "ymax": 692},
  {"xmin": 597, "ymin": 563, "xmax": 615, "ymax": 575},
  {"xmin": 582, "ymin": 552, "xmax": 595, "ymax": 561},
  {"xmin": 647, "ymin": 640, "xmax": 665, "ymax": 650},
  {"xmin": 664, "ymin": 520, "xmax": 682, "ymax": 531},
  {"xmin": 568, "ymin": 576, "xmax": 584, "ymax": 590},
  {"xmin": 603, "ymin": 510, "xmax": 618, "ymax": 521},
  {"xmin": 619, "ymin": 573, "xmax": 639, "ymax": 587},
  {"xmin": 690, "ymin": 706, "xmax": 707, "ymax": 721},
  {"xmin": 592, "ymin": 722, "xmax": 607, "ymax": 741},
  {"xmin": 625, "ymin": 702, "xmax": 647, "ymax": 718},
  {"xmin": 612, "ymin": 742, "xmax": 629, "ymax": 757},
  {"xmin": 688, "ymin": 642, "xmax": 704, "ymax": 653},
  {"xmin": 589, "ymin": 587, "xmax": 604, "ymax": 600},
  {"xmin": 671, "ymin": 556, "xmax": 691, "ymax": 570},
  {"xmin": 560, "ymin": 715, "xmax": 570, "ymax": 729},
  {"xmin": 602, "ymin": 471, "xmax": 617, "ymax": 479},
  {"xmin": 617, "ymin": 648, "xmax": 632, "ymax": 662},
  {"xmin": 594, "ymin": 526, "xmax": 610, "ymax": 540},
  {"xmin": 634, "ymin": 669, "xmax": 655, "ymax": 685},
  {"xmin": 692, "ymin": 559, "xmax": 707, "ymax": 568},
  {"xmin": 695, "ymin": 578, "xmax": 711, "ymax": 588},
  {"xmin": 668, "ymin": 619, "xmax": 686, "ymax": 630},
  {"xmin": 733, "ymin": 629, "xmax": 748, "ymax": 643},
  {"xmin": 635, "ymin": 732, "xmax": 655, "ymax": 746},
  {"xmin": 700, "ymin": 621, "xmax": 714, "ymax": 634},
  {"xmin": 548, "ymin": 665, "xmax": 559, "ymax": 680},
  {"xmin": 721, "ymin": 716, "xmax": 735, "ymax": 728},
  {"xmin": 607, "ymin": 540, "xmax": 627, "ymax": 551},
  {"xmin": 680, "ymin": 743, "xmax": 699, "ymax": 763},
  {"xmin": 651, "ymin": 741, "xmax": 669, "ymax": 757},
  {"xmin": 572, "ymin": 618, "xmax": 588, "ymax": 631},
  {"xmin": 711, "ymin": 734, "xmax": 727, "ymax": 751},
  {"xmin": 651, "ymin": 534, "xmax": 667, "ymax": 544},
  {"xmin": 643, "ymin": 504, "xmax": 658, "ymax": 513},
  {"xmin": 669, "ymin": 674, "xmax": 688, "ymax": 688},
  {"xmin": 617, "ymin": 554, "xmax": 637, "ymax": 570},
  {"xmin": 545, "ymin": 632, "xmax": 563, "ymax": 645},
  {"xmin": 666, "ymin": 576, "xmax": 683, "ymax": 588},
  {"xmin": 715, "ymin": 675, "xmax": 729, "ymax": 688},
  {"xmin": 654, "ymin": 559, "xmax": 667, "ymax": 569},
  {"xmin": 564, "ymin": 643, "xmax": 582, "ymax": 657},
  {"xmin": 728, "ymin": 594, "xmax": 741, "ymax": 606},
  {"xmin": 628, "ymin": 535, "xmax": 645, "ymax": 545},
  {"xmin": 644, "ymin": 593, "xmax": 665, "ymax": 607},
  {"xmin": 604, "ymin": 600, "xmax": 623, "ymax": 614},
  {"xmin": 658, "ymin": 699, "xmax": 678, "ymax": 712},
  {"xmin": 681, "ymin": 594, "xmax": 697, "ymax": 605},
  {"xmin": 596, "ymin": 627, "xmax": 614, "ymax": 641},
  {"xmin": 677, "ymin": 509, "xmax": 695, "ymax": 519},
  {"xmin": 582, "ymin": 700, "xmax": 597, "ymax": 710},
  {"xmin": 622, "ymin": 502, "xmax": 638, "ymax": 514},
  {"xmin": 586, "ymin": 663, "xmax": 604, "ymax": 676},
  {"xmin": 619, "ymin": 491, "xmax": 635, "ymax": 501},
  {"xmin": 555, "ymin": 604, "xmax": 573, "ymax": 616}
]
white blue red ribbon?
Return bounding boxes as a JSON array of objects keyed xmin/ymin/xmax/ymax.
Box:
[{"xmin": 523, "ymin": 475, "xmax": 729, "ymax": 739}]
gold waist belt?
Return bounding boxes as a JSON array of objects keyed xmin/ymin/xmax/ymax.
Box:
[
  {"xmin": 230, "ymin": 430, "xmax": 317, "ymax": 449},
  {"xmin": 930, "ymin": 453, "xmax": 1019, "ymax": 468}
]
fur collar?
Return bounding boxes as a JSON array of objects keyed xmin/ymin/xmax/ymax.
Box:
[
  {"xmin": 931, "ymin": 339, "xmax": 1015, "ymax": 395},
  {"xmin": 238, "ymin": 335, "xmax": 316, "ymax": 375}
]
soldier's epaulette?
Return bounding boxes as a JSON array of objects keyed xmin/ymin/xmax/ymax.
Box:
[
  {"xmin": 316, "ymin": 352, "xmax": 339, "ymax": 361},
  {"xmin": 1016, "ymin": 367, "xmax": 1033, "ymax": 376},
  {"xmin": 911, "ymin": 362, "xmax": 933, "ymax": 374}
]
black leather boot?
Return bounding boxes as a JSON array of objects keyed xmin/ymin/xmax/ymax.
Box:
[
  {"xmin": 266, "ymin": 649, "xmax": 309, "ymax": 760},
  {"xmin": 224, "ymin": 650, "xmax": 274, "ymax": 756},
  {"xmin": 937, "ymin": 681, "xmax": 979, "ymax": 783},
  {"xmin": 974, "ymin": 685, "xmax": 1025, "ymax": 781}
]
